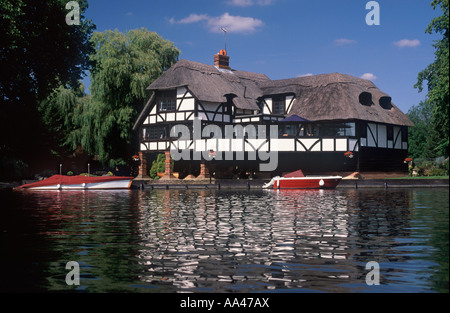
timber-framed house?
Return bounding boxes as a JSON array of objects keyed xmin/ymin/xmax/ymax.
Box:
[{"xmin": 133, "ymin": 50, "xmax": 413, "ymax": 178}]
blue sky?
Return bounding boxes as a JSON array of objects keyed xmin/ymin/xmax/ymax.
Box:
[{"xmin": 82, "ymin": 0, "xmax": 441, "ymax": 114}]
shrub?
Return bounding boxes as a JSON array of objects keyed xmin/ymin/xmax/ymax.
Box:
[
  {"xmin": 149, "ymin": 153, "xmax": 173, "ymax": 179},
  {"xmin": 414, "ymin": 157, "xmax": 449, "ymax": 177},
  {"xmin": 149, "ymin": 154, "xmax": 165, "ymax": 179},
  {"xmin": 439, "ymin": 158, "xmax": 449, "ymax": 176},
  {"xmin": 0, "ymin": 156, "xmax": 28, "ymax": 180}
]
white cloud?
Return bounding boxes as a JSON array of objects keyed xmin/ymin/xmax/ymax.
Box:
[
  {"xmin": 169, "ymin": 13, "xmax": 209, "ymax": 24},
  {"xmin": 393, "ymin": 39, "xmax": 421, "ymax": 48},
  {"xmin": 360, "ymin": 73, "xmax": 377, "ymax": 81},
  {"xmin": 227, "ymin": 0, "xmax": 274, "ymax": 6},
  {"xmin": 334, "ymin": 38, "xmax": 357, "ymax": 46},
  {"xmin": 208, "ymin": 13, "xmax": 264, "ymax": 33},
  {"xmin": 297, "ymin": 73, "xmax": 313, "ymax": 77},
  {"xmin": 170, "ymin": 12, "xmax": 264, "ymax": 34}
]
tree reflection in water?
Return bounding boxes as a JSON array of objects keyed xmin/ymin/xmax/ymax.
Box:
[{"xmin": 1, "ymin": 188, "xmax": 447, "ymax": 293}]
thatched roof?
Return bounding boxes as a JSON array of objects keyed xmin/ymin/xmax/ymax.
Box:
[
  {"xmin": 139, "ymin": 59, "xmax": 413, "ymax": 128},
  {"xmin": 147, "ymin": 59, "xmax": 270, "ymax": 111},
  {"xmin": 259, "ymin": 73, "xmax": 414, "ymax": 126}
]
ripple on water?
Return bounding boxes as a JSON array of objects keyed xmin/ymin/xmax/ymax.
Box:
[{"xmin": 0, "ymin": 188, "xmax": 447, "ymax": 293}]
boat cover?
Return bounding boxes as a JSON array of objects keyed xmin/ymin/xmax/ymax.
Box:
[
  {"xmin": 283, "ymin": 170, "xmax": 305, "ymax": 178},
  {"xmin": 16, "ymin": 175, "xmax": 133, "ymax": 189}
]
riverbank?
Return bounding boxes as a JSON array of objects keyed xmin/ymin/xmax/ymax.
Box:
[
  {"xmin": 131, "ymin": 177, "xmax": 449, "ymax": 190},
  {"xmin": 2, "ymin": 177, "xmax": 448, "ymax": 191}
]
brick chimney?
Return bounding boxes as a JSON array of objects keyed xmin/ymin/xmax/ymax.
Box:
[{"xmin": 214, "ymin": 49, "xmax": 230, "ymax": 70}]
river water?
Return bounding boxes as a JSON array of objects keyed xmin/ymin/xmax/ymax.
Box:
[{"xmin": 0, "ymin": 187, "xmax": 448, "ymax": 293}]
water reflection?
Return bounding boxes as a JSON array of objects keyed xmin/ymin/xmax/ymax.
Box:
[
  {"xmin": 0, "ymin": 188, "xmax": 447, "ymax": 293},
  {"xmin": 133, "ymin": 188, "xmax": 442, "ymax": 292}
]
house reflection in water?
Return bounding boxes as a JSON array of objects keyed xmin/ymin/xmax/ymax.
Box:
[{"xmin": 135, "ymin": 189, "xmax": 411, "ymax": 292}]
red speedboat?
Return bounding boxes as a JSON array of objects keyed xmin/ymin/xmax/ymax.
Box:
[
  {"xmin": 262, "ymin": 170, "xmax": 342, "ymax": 189},
  {"xmin": 15, "ymin": 175, "xmax": 133, "ymax": 190}
]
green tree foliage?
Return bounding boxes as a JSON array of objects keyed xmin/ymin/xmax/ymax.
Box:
[
  {"xmin": 407, "ymin": 100, "xmax": 441, "ymax": 158},
  {"xmin": 0, "ymin": 0, "xmax": 94, "ymax": 102},
  {"xmin": 39, "ymin": 28, "xmax": 180, "ymax": 168},
  {"xmin": 415, "ymin": 0, "xmax": 449, "ymax": 157},
  {"xmin": 38, "ymin": 84, "xmax": 86, "ymax": 147},
  {"xmin": 81, "ymin": 28, "xmax": 179, "ymax": 167},
  {"xmin": 0, "ymin": 0, "xmax": 95, "ymax": 179}
]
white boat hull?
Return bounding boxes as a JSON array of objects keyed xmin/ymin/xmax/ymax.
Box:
[{"xmin": 27, "ymin": 180, "xmax": 132, "ymax": 190}]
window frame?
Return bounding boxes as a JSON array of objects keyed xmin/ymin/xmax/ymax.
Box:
[
  {"xmin": 272, "ymin": 96, "xmax": 285, "ymax": 115},
  {"xmin": 157, "ymin": 90, "xmax": 177, "ymax": 112}
]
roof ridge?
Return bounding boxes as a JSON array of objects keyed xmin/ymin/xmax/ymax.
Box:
[
  {"xmin": 174, "ymin": 59, "xmax": 220, "ymax": 74},
  {"xmin": 175, "ymin": 59, "xmax": 269, "ymax": 81}
]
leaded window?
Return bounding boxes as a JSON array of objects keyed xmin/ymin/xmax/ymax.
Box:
[
  {"xmin": 157, "ymin": 90, "xmax": 176, "ymax": 111},
  {"xmin": 272, "ymin": 96, "xmax": 285, "ymax": 115}
]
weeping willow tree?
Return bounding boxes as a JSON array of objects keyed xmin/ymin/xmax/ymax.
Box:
[
  {"xmin": 87, "ymin": 28, "xmax": 179, "ymax": 167},
  {"xmin": 39, "ymin": 84, "xmax": 85, "ymax": 147},
  {"xmin": 40, "ymin": 28, "xmax": 180, "ymax": 167}
]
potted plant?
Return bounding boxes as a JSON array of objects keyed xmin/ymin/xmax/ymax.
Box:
[
  {"xmin": 404, "ymin": 157, "xmax": 414, "ymax": 176},
  {"xmin": 150, "ymin": 154, "xmax": 167, "ymax": 179}
]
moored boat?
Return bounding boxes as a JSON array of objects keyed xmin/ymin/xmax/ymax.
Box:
[
  {"xmin": 15, "ymin": 175, "xmax": 133, "ymax": 190},
  {"xmin": 262, "ymin": 170, "xmax": 342, "ymax": 189}
]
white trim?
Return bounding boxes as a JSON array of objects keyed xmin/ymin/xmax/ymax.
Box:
[
  {"xmin": 322, "ymin": 139, "xmax": 334, "ymax": 151},
  {"xmin": 336, "ymin": 139, "xmax": 348, "ymax": 151},
  {"xmin": 378, "ymin": 124, "xmax": 387, "ymax": 148}
]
